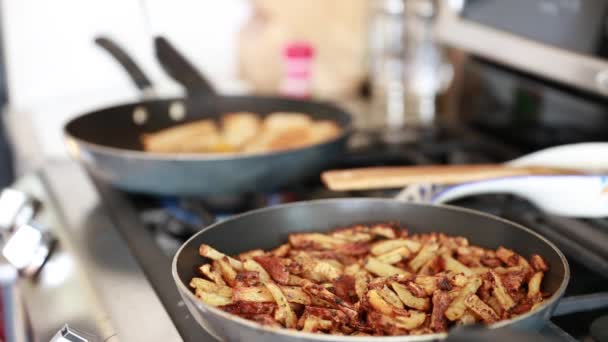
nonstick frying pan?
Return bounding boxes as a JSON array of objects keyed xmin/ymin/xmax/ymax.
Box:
[
  {"xmin": 64, "ymin": 37, "xmax": 352, "ymax": 196},
  {"xmin": 173, "ymin": 198, "xmax": 569, "ymax": 342}
]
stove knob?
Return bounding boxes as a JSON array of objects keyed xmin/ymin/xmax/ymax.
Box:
[
  {"xmin": 0, "ymin": 189, "xmax": 36, "ymax": 239},
  {"xmin": 2, "ymin": 223, "xmax": 53, "ymax": 277}
]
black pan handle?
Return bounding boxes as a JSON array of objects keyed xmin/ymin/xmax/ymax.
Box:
[
  {"xmin": 94, "ymin": 36, "xmax": 155, "ymax": 98},
  {"xmin": 154, "ymin": 36, "xmax": 218, "ymax": 97}
]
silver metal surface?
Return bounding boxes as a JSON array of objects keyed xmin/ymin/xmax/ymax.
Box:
[
  {"xmin": 436, "ymin": 6, "xmax": 608, "ymax": 96},
  {"xmin": 13, "ymin": 161, "xmax": 183, "ymax": 342}
]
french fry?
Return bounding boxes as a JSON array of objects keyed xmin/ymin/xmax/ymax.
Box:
[
  {"xmin": 354, "ymin": 271, "xmax": 371, "ymax": 301},
  {"xmin": 266, "ymin": 282, "xmax": 298, "ymax": 328},
  {"xmin": 195, "ymin": 288, "xmax": 234, "ymax": 307},
  {"xmin": 413, "ymin": 275, "xmax": 438, "ymax": 296},
  {"xmin": 371, "ymin": 239, "xmax": 420, "ymax": 256},
  {"xmin": 282, "ymin": 286, "xmax": 312, "ymax": 305},
  {"xmin": 271, "ymin": 243, "xmax": 291, "ymax": 257},
  {"xmin": 528, "ymin": 272, "xmax": 544, "ymax": 299},
  {"xmin": 457, "ymin": 310, "xmax": 477, "ymax": 325},
  {"xmin": 376, "ymin": 247, "xmax": 411, "ymax": 264},
  {"xmin": 368, "ymin": 289, "xmax": 394, "ymax": 315},
  {"xmin": 311, "ymin": 260, "xmax": 343, "ymax": 282},
  {"xmin": 216, "ymin": 258, "xmax": 237, "ymax": 287},
  {"xmin": 190, "ymin": 277, "xmax": 233, "ymax": 297},
  {"xmin": 445, "ymin": 276, "xmax": 482, "ymax": 321},
  {"xmin": 394, "ymin": 311, "xmax": 427, "ymax": 330},
  {"xmin": 430, "ymin": 290, "xmax": 450, "ymax": 331},
  {"xmin": 365, "ymin": 257, "xmax": 409, "ymax": 277},
  {"xmin": 289, "ymin": 233, "xmax": 344, "ymax": 250},
  {"xmin": 238, "ymin": 249, "xmax": 265, "ymax": 260},
  {"xmin": 464, "ymin": 294, "xmax": 499, "ymax": 324},
  {"xmin": 391, "ymin": 282, "xmax": 430, "ymax": 311},
  {"xmin": 243, "ymin": 259, "xmax": 271, "ymax": 282},
  {"xmin": 490, "ymin": 271, "xmax": 515, "ymax": 310},
  {"xmin": 302, "ymin": 316, "xmax": 333, "ymax": 332},
  {"xmin": 378, "ymin": 285, "xmax": 404, "ymax": 309},
  {"xmin": 370, "ymin": 224, "xmax": 398, "ymax": 239},
  {"xmin": 199, "ymin": 264, "xmax": 226, "ymax": 286},
  {"xmin": 233, "ymin": 286, "xmax": 273, "ymax": 302},
  {"xmin": 191, "ymin": 225, "xmax": 551, "ymax": 336},
  {"xmin": 530, "ymin": 254, "xmax": 549, "ymax": 272},
  {"xmin": 199, "ymin": 244, "xmax": 243, "ymax": 271},
  {"xmin": 409, "ymin": 243, "xmax": 439, "ymax": 272},
  {"xmin": 442, "ymin": 254, "xmax": 473, "ymax": 276}
]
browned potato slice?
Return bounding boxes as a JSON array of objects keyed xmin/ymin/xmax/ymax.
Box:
[
  {"xmin": 141, "ymin": 120, "xmax": 221, "ymax": 153},
  {"xmin": 195, "ymin": 288, "xmax": 234, "ymax": 307},
  {"xmin": 199, "ymin": 264, "xmax": 227, "ymax": 286},
  {"xmin": 394, "ymin": 311, "xmax": 427, "ymax": 330},
  {"xmin": 199, "ymin": 244, "xmax": 243, "ymax": 271},
  {"xmin": 367, "ymin": 289, "xmax": 394, "ymax": 315},
  {"xmin": 376, "ymin": 247, "xmax": 411, "ymax": 264},
  {"xmin": 442, "ymin": 254, "xmax": 473, "ymax": 276},
  {"xmin": 216, "ymin": 258, "xmax": 238, "ymax": 287},
  {"xmin": 464, "ymin": 294, "xmax": 499, "ymax": 324},
  {"xmin": 391, "ymin": 282, "xmax": 430, "ymax": 311},
  {"xmin": 409, "ymin": 243, "xmax": 439, "ymax": 272},
  {"xmin": 190, "ymin": 277, "xmax": 233, "ymax": 297},
  {"xmin": 445, "ymin": 276, "xmax": 482, "ymax": 321},
  {"xmin": 378, "ymin": 285, "xmax": 404, "ymax": 309},
  {"xmin": 490, "ymin": 271, "xmax": 515, "ymax": 310},
  {"xmin": 371, "ymin": 239, "xmax": 420, "ymax": 256},
  {"xmin": 365, "ymin": 257, "xmax": 409, "ymax": 277},
  {"xmin": 528, "ymin": 271, "xmax": 544, "ymax": 299},
  {"xmin": 221, "ymin": 112, "xmax": 261, "ymax": 148}
]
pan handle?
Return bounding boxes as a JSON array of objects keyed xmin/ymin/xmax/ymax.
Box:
[
  {"xmin": 94, "ymin": 36, "xmax": 156, "ymax": 99},
  {"xmin": 154, "ymin": 36, "xmax": 218, "ymax": 98}
]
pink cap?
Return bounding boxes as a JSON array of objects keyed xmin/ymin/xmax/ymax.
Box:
[{"xmin": 284, "ymin": 41, "xmax": 315, "ymax": 59}]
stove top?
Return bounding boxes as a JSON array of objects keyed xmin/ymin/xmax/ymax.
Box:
[{"xmin": 88, "ymin": 126, "xmax": 608, "ymax": 341}]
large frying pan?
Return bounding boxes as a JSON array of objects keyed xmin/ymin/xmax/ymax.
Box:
[
  {"xmin": 173, "ymin": 198, "xmax": 569, "ymax": 342},
  {"xmin": 64, "ymin": 37, "xmax": 352, "ymax": 196}
]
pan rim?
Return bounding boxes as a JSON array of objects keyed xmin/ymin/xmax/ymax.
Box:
[
  {"xmin": 172, "ymin": 198, "xmax": 570, "ymax": 341},
  {"xmin": 63, "ymin": 96, "xmax": 353, "ymax": 161}
]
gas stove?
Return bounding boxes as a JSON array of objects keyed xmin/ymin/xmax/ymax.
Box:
[{"xmin": 5, "ymin": 126, "xmax": 608, "ymax": 342}]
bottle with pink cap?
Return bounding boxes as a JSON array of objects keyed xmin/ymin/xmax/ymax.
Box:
[{"xmin": 279, "ymin": 41, "xmax": 315, "ymax": 99}]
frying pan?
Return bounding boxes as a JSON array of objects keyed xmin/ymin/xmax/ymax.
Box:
[
  {"xmin": 172, "ymin": 198, "xmax": 569, "ymax": 342},
  {"xmin": 64, "ymin": 37, "xmax": 352, "ymax": 196}
]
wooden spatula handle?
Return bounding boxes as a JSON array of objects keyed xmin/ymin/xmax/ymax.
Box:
[{"xmin": 321, "ymin": 164, "xmax": 581, "ymax": 191}]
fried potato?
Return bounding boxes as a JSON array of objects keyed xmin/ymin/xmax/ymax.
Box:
[
  {"xmin": 528, "ymin": 272, "xmax": 544, "ymax": 299},
  {"xmin": 141, "ymin": 120, "xmax": 222, "ymax": 153},
  {"xmin": 195, "ymin": 288, "xmax": 234, "ymax": 307},
  {"xmin": 409, "ymin": 243, "xmax": 439, "ymax": 272},
  {"xmin": 365, "ymin": 257, "xmax": 409, "ymax": 277},
  {"xmin": 465, "ymin": 294, "xmax": 499, "ymax": 324},
  {"xmin": 378, "ymin": 285, "xmax": 404, "ymax": 309},
  {"xmin": 190, "ymin": 277, "xmax": 233, "ymax": 298},
  {"xmin": 368, "ymin": 289, "xmax": 394, "ymax": 315},
  {"xmin": 445, "ymin": 276, "xmax": 482, "ymax": 321},
  {"xmin": 191, "ymin": 224, "xmax": 550, "ymax": 336},
  {"xmin": 216, "ymin": 258, "xmax": 238, "ymax": 287},
  {"xmin": 490, "ymin": 271, "xmax": 515, "ymax": 310},
  {"xmin": 199, "ymin": 244, "xmax": 243, "ymax": 271},
  {"xmin": 289, "ymin": 233, "xmax": 344, "ymax": 250},
  {"xmin": 221, "ymin": 112, "xmax": 261, "ymax": 148},
  {"xmin": 391, "ymin": 282, "xmax": 430, "ymax": 311},
  {"xmin": 199, "ymin": 264, "xmax": 227, "ymax": 286},
  {"xmin": 371, "ymin": 239, "xmax": 420, "ymax": 256},
  {"xmin": 442, "ymin": 254, "xmax": 473, "ymax": 276},
  {"xmin": 376, "ymin": 247, "xmax": 411, "ymax": 264}
]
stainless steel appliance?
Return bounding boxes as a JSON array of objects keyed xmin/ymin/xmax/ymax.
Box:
[{"xmin": 3, "ymin": 1, "xmax": 608, "ymax": 341}]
